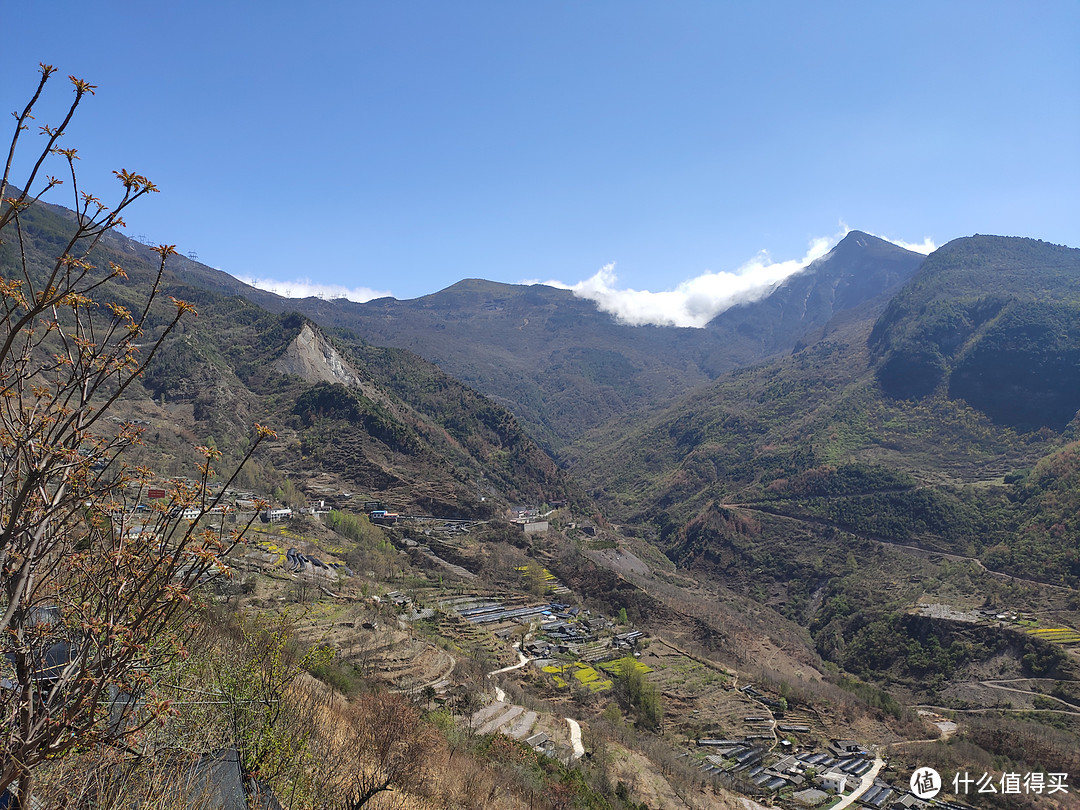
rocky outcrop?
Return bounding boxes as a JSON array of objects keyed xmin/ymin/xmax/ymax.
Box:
[{"xmin": 272, "ymin": 324, "xmax": 362, "ymax": 388}]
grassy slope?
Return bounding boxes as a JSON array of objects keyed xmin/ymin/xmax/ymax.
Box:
[
  {"xmin": 570, "ymin": 237, "xmax": 1080, "ymax": 744},
  {"xmin": 576, "ymin": 237, "xmax": 1080, "ymax": 584}
]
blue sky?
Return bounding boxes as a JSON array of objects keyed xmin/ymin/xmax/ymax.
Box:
[{"xmin": 4, "ymin": 2, "xmax": 1078, "ymax": 325}]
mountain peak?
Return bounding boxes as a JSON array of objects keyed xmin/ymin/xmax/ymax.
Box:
[
  {"xmin": 824, "ymin": 230, "xmax": 920, "ymax": 262},
  {"xmin": 703, "ymin": 229, "xmax": 926, "ymax": 349}
]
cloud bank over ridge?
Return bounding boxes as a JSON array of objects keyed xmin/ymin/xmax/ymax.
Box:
[
  {"xmin": 229, "ymin": 227, "xmax": 934, "ymax": 327},
  {"xmin": 537, "ymin": 229, "xmax": 936, "ymax": 328},
  {"xmin": 234, "ymin": 275, "xmax": 391, "ymax": 303}
]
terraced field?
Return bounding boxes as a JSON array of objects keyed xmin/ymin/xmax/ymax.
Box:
[
  {"xmin": 1027, "ymin": 626, "xmax": 1080, "ymax": 645},
  {"xmin": 542, "ymin": 662, "xmax": 614, "ymax": 692}
]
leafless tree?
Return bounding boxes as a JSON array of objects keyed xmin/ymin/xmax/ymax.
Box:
[
  {"xmin": 0, "ymin": 64, "xmax": 274, "ymax": 805},
  {"xmin": 327, "ymin": 691, "xmax": 437, "ymax": 809}
]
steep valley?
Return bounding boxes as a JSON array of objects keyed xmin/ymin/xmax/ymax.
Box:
[{"xmin": 5, "ymin": 189, "xmax": 1080, "ymax": 808}]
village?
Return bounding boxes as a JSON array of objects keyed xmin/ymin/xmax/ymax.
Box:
[{"xmin": 99, "ymin": 480, "xmax": 1001, "ymax": 810}]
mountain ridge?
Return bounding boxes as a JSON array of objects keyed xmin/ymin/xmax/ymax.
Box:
[
  {"xmin": 574, "ymin": 233, "xmax": 1080, "ymax": 586},
  {"xmin": 183, "ymin": 230, "xmax": 925, "ymax": 452},
  {"xmin": 870, "ymin": 234, "xmax": 1080, "ymax": 430},
  {"xmin": 0, "ymin": 196, "xmax": 575, "ymax": 516},
  {"xmin": 9, "ymin": 180, "xmax": 1080, "ymax": 805}
]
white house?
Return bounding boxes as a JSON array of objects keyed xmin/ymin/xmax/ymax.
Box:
[{"xmin": 821, "ymin": 772, "xmax": 847, "ymax": 793}]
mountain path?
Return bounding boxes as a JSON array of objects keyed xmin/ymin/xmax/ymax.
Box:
[{"xmin": 727, "ymin": 502, "xmax": 1075, "ymax": 593}]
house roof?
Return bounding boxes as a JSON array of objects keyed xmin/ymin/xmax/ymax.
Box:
[{"xmin": 3, "ymin": 639, "xmax": 81, "ymax": 684}]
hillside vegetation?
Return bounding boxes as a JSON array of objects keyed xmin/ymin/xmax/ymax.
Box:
[
  {"xmin": 871, "ymin": 236, "xmax": 1080, "ymax": 431},
  {"xmin": 7, "ymin": 147, "xmax": 1080, "ymax": 807},
  {"xmin": 578, "ymin": 236, "xmax": 1080, "ymax": 586},
  {"xmin": 183, "ymin": 233, "xmax": 923, "ymax": 455},
  {"xmin": 570, "ymin": 236, "xmax": 1080, "ymax": 782},
  {"xmin": 3, "ymin": 197, "xmax": 573, "ymax": 519}
]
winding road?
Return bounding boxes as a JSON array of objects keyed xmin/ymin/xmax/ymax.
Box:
[
  {"xmin": 488, "ymin": 645, "xmax": 528, "ymax": 703},
  {"xmin": 486, "ymin": 645, "xmax": 586, "ymax": 759},
  {"xmin": 728, "ymin": 501, "xmax": 1077, "ymax": 593},
  {"xmin": 565, "ymin": 717, "xmax": 585, "ymax": 758},
  {"xmin": 830, "ymin": 757, "xmax": 886, "ymax": 810},
  {"xmin": 489, "ymin": 646, "xmax": 529, "ymax": 676}
]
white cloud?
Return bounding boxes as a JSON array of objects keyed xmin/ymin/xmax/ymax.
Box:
[
  {"xmin": 540, "ymin": 233, "xmax": 838, "ymax": 328},
  {"xmin": 235, "ymin": 275, "xmax": 392, "ymax": 302},
  {"xmin": 882, "ymin": 235, "xmax": 936, "ymax": 254},
  {"xmin": 534, "ymin": 227, "xmax": 938, "ymax": 328}
]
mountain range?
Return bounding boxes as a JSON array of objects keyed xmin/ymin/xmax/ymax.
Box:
[
  {"xmin": 181, "ymin": 230, "xmax": 925, "ymax": 454},
  {"xmin": 175, "ymin": 220, "xmax": 1080, "ymax": 682},
  {"xmin": 2, "ymin": 196, "xmax": 575, "ymax": 518},
  {"xmin": 8, "ymin": 190, "xmax": 1080, "ymax": 805}
]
